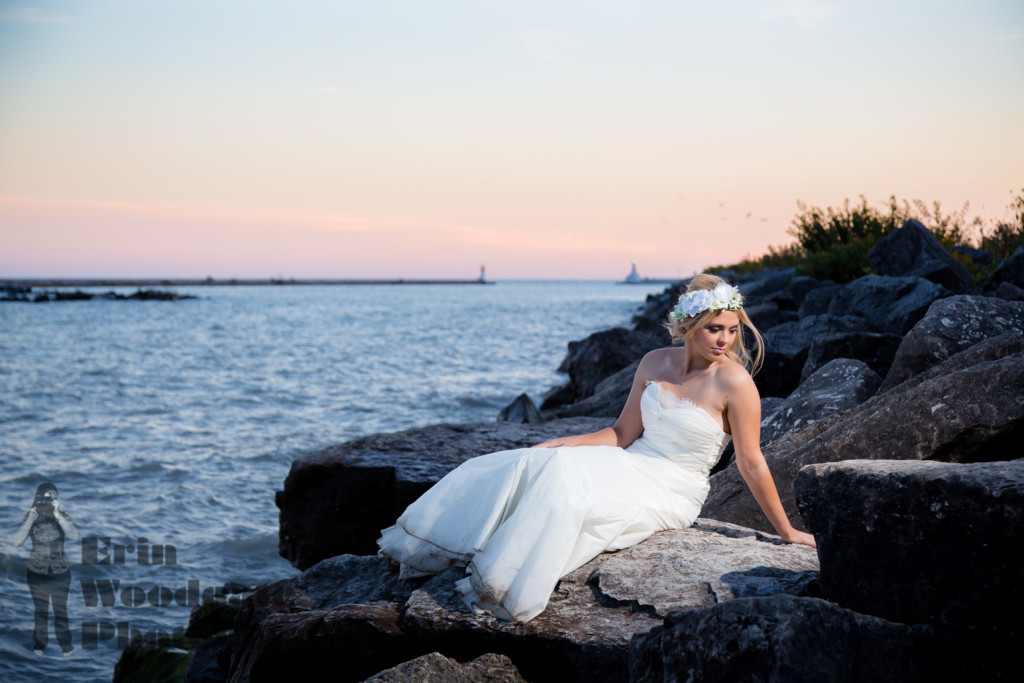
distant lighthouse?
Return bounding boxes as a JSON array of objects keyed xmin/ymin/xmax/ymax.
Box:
[
  {"xmin": 479, "ymin": 265, "xmax": 486, "ymax": 283},
  {"xmin": 624, "ymin": 261, "xmax": 641, "ymax": 283}
]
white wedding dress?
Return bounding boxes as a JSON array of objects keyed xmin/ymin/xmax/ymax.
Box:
[{"xmin": 377, "ymin": 380, "xmax": 731, "ymax": 622}]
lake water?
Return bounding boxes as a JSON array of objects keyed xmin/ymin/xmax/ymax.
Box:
[{"xmin": 0, "ymin": 280, "xmax": 667, "ymax": 682}]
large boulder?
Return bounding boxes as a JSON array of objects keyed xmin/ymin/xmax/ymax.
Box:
[
  {"xmin": 797, "ymin": 282, "xmax": 842, "ymax": 317},
  {"xmin": 760, "ymin": 359, "xmax": 880, "ymax": 447},
  {"xmin": 228, "ymin": 523, "xmax": 816, "ymax": 683},
  {"xmin": 364, "ymin": 652, "xmax": 526, "ymax": 683},
  {"xmin": 276, "ymin": 418, "xmax": 609, "ymax": 568},
  {"xmin": 551, "ymin": 360, "xmax": 638, "ymax": 418},
  {"xmin": 878, "ymin": 295, "xmax": 1024, "ymax": 392},
  {"xmin": 702, "ymin": 348, "xmax": 1024, "ymax": 533},
  {"xmin": 739, "ymin": 268, "xmax": 795, "ymax": 299},
  {"xmin": 556, "ymin": 328, "xmax": 659, "ymax": 402},
  {"xmin": 224, "ymin": 556, "xmax": 417, "ymax": 683},
  {"xmin": 629, "ymin": 595, "xmax": 970, "ymax": 683},
  {"xmin": 827, "ymin": 274, "xmax": 950, "ymax": 335},
  {"xmin": 985, "ymin": 244, "xmax": 1024, "ymax": 290},
  {"xmin": 869, "ymin": 219, "xmax": 978, "ymax": 294},
  {"xmin": 795, "ymin": 459, "xmax": 1024, "ymax": 636},
  {"xmin": 756, "ymin": 314, "xmax": 862, "ymax": 398},
  {"xmin": 800, "ymin": 331, "xmax": 902, "ymax": 383}
]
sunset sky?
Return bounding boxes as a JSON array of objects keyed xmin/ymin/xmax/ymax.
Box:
[{"xmin": 1, "ymin": 1, "xmax": 1022, "ymax": 279}]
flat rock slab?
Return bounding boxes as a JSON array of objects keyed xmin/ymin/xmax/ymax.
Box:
[
  {"xmin": 277, "ymin": 418, "xmax": 610, "ymax": 568},
  {"xmin": 795, "ymin": 458, "xmax": 1024, "ymax": 634},
  {"xmin": 227, "ymin": 522, "xmax": 818, "ymax": 683}
]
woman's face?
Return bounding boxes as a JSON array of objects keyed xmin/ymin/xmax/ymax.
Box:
[{"xmin": 690, "ymin": 310, "xmax": 740, "ymax": 363}]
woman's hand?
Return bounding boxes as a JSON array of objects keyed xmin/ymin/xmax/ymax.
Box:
[
  {"xmin": 26, "ymin": 507, "xmax": 39, "ymax": 523},
  {"xmin": 780, "ymin": 529, "xmax": 817, "ymax": 548}
]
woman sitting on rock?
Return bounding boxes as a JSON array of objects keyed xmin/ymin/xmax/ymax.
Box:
[{"xmin": 378, "ymin": 273, "xmax": 815, "ymax": 622}]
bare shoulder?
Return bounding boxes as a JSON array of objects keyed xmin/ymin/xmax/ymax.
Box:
[
  {"xmin": 715, "ymin": 359, "xmax": 758, "ymax": 396},
  {"xmin": 637, "ymin": 346, "xmax": 681, "ymax": 375}
]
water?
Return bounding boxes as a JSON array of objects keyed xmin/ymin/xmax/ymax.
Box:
[{"xmin": 0, "ymin": 281, "xmax": 666, "ymax": 682}]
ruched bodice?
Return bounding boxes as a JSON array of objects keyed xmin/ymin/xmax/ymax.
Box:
[
  {"xmin": 377, "ymin": 379, "xmax": 733, "ymax": 622},
  {"xmin": 628, "ymin": 380, "xmax": 731, "ymax": 477}
]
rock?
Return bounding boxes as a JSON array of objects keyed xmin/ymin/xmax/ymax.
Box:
[
  {"xmin": 788, "ymin": 275, "xmax": 828, "ymax": 307},
  {"xmin": 827, "ymin": 274, "xmax": 950, "ymax": 335},
  {"xmin": 557, "ymin": 328, "xmax": 659, "ymax": 401},
  {"xmin": 760, "ymin": 359, "xmax": 881, "ymax": 447},
  {"xmin": 797, "ymin": 282, "xmax": 842, "ymax": 317},
  {"xmin": 114, "ymin": 640, "xmax": 194, "ymax": 683},
  {"xmin": 869, "ymin": 219, "xmax": 978, "ymax": 294},
  {"xmin": 363, "ymin": 652, "xmax": 527, "ymax": 682},
  {"xmin": 631, "ymin": 283, "xmax": 686, "ymax": 339},
  {"xmin": 398, "ymin": 522, "xmax": 816, "ymax": 682},
  {"xmin": 702, "ymin": 349, "xmax": 1024, "ymax": 533},
  {"xmin": 756, "ymin": 314, "xmax": 863, "ymax": 398},
  {"xmin": 550, "ymin": 360, "xmax": 637, "ymax": 418},
  {"xmin": 538, "ymin": 382, "xmax": 575, "ymax": 410},
  {"xmin": 742, "ymin": 301, "xmax": 796, "ymax": 332},
  {"xmin": 795, "ymin": 459, "xmax": 1024, "ymax": 636},
  {"xmin": 184, "ymin": 634, "xmax": 231, "ymax": 683},
  {"xmin": 277, "ymin": 418, "xmax": 609, "ymax": 568},
  {"xmin": 800, "ymin": 331, "xmax": 902, "ymax": 382},
  {"xmin": 234, "ymin": 523, "xmax": 816, "ymax": 683},
  {"xmin": 629, "ymin": 595, "xmax": 956, "ymax": 683},
  {"xmin": 224, "ymin": 556, "xmax": 417, "ymax": 683},
  {"xmin": 996, "ymin": 281, "xmax": 1024, "ymax": 301},
  {"xmin": 497, "ymin": 394, "xmax": 542, "ymax": 424},
  {"xmin": 739, "ymin": 268, "xmax": 795, "ymax": 299},
  {"xmin": 985, "ymin": 244, "xmax": 1024, "ymax": 290},
  {"xmin": 878, "ymin": 295, "xmax": 1024, "ymax": 392}
]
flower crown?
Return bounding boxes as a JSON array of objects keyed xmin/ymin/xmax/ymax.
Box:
[{"xmin": 671, "ymin": 282, "xmax": 743, "ymax": 320}]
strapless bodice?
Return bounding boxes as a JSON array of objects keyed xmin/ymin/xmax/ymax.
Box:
[{"xmin": 626, "ymin": 380, "xmax": 731, "ymax": 477}]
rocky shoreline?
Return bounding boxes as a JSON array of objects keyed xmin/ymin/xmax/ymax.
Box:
[{"xmin": 116, "ymin": 225, "xmax": 1024, "ymax": 681}]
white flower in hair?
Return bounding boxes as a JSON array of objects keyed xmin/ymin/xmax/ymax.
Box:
[{"xmin": 671, "ymin": 283, "xmax": 743, "ymax": 320}]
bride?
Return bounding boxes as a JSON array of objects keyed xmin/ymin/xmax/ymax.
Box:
[{"xmin": 378, "ymin": 273, "xmax": 816, "ymax": 623}]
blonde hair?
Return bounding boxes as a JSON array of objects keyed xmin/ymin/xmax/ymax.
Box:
[{"xmin": 665, "ymin": 273, "xmax": 765, "ymax": 375}]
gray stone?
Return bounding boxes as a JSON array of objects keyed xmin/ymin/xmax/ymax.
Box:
[
  {"xmin": 795, "ymin": 459, "xmax": 1024, "ymax": 635},
  {"xmin": 797, "ymin": 283, "xmax": 842, "ymax": 317},
  {"xmin": 985, "ymin": 244, "xmax": 1024, "ymax": 290},
  {"xmin": 397, "ymin": 522, "xmax": 817, "ymax": 682},
  {"xmin": 276, "ymin": 418, "xmax": 609, "ymax": 568},
  {"xmin": 879, "ymin": 295, "xmax": 1024, "ymax": 392},
  {"xmin": 756, "ymin": 314, "xmax": 863, "ymax": 397},
  {"xmin": 800, "ymin": 331, "xmax": 902, "ymax": 383},
  {"xmin": 235, "ymin": 523, "xmax": 817, "ymax": 683},
  {"xmin": 787, "ymin": 275, "xmax": 827, "ymax": 308},
  {"xmin": 557, "ymin": 327, "xmax": 660, "ymax": 401},
  {"xmin": 743, "ymin": 301, "xmax": 794, "ymax": 332},
  {"xmin": 869, "ymin": 219, "xmax": 978, "ymax": 294},
  {"xmin": 629, "ymin": 595, "xmax": 954, "ymax": 683},
  {"xmin": 497, "ymin": 394, "xmax": 542, "ymax": 424},
  {"xmin": 996, "ymin": 281, "xmax": 1024, "ymax": 301},
  {"xmin": 224, "ymin": 556, "xmax": 416, "ymax": 683},
  {"xmin": 739, "ymin": 268, "xmax": 795, "ymax": 299},
  {"xmin": 827, "ymin": 274, "xmax": 950, "ymax": 335},
  {"xmin": 552, "ymin": 359, "xmax": 638, "ymax": 418},
  {"xmin": 760, "ymin": 359, "xmax": 880, "ymax": 447},
  {"xmin": 363, "ymin": 652, "xmax": 526, "ymax": 683},
  {"xmin": 702, "ymin": 350, "xmax": 1024, "ymax": 533}
]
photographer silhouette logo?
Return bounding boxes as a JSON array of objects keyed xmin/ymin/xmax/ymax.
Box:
[{"xmin": 12, "ymin": 482, "xmax": 79, "ymax": 656}]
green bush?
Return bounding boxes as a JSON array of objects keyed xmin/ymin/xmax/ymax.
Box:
[{"xmin": 709, "ymin": 190, "xmax": 1023, "ymax": 284}]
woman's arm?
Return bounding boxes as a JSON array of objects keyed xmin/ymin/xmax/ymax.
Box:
[
  {"xmin": 13, "ymin": 508, "xmax": 37, "ymax": 546},
  {"xmin": 53, "ymin": 500, "xmax": 79, "ymax": 541},
  {"xmin": 725, "ymin": 369, "xmax": 816, "ymax": 548},
  {"xmin": 534, "ymin": 351, "xmax": 658, "ymax": 449}
]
